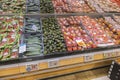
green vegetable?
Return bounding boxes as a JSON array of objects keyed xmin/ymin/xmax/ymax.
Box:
[{"xmin": 42, "ymin": 17, "xmax": 67, "ymax": 54}]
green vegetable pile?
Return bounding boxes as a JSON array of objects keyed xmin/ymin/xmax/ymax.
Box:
[
  {"xmin": 25, "ymin": 17, "xmax": 41, "ymax": 33},
  {"xmin": 0, "ymin": 0, "xmax": 25, "ymax": 14},
  {"xmin": 42, "ymin": 17, "xmax": 67, "ymax": 54},
  {"xmin": 26, "ymin": 0, "xmax": 40, "ymax": 13},
  {"xmin": 40, "ymin": 0, "xmax": 54, "ymax": 13},
  {"xmin": 25, "ymin": 34, "xmax": 43, "ymax": 56}
]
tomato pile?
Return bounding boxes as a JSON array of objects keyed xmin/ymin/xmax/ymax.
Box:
[{"xmin": 0, "ymin": 16, "xmax": 23, "ymax": 61}]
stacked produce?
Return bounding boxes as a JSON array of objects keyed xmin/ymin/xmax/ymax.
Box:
[
  {"xmin": 0, "ymin": 16, "xmax": 24, "ymax": 61},
  {"xmin": 24, "ymin": 17, "xmax": 41, "ymax": 33},
  {"xmin": 95, "ymin": 18, "xmax": 119, "ymax": 44},
  {"xmin": 0, "ymin": 0, "xmax": 25, "ymax": 14},
  {"xmin": 92, "ymin": 0, "xmax": 120, "ymax": 12},
  {"xmin": 42, "ymin": 17, "xmax": 66, "ymax": 54},
  {"xmin": 80, "ymin": 16, "xmax": 115, "ymax": 47},
  {"xmin": 57, "ymin": 16, "xmax": 96, "ymax": 51},
  {"xmin": 86, "ymin": 0, "xmax": 104, "ymax": 13},
  {"xmin": 104, "ymin": 16, "xmax": 120, "ymax": 44},
  {"xmin": 52, "ymin": 0, "xmax": 95, "ymax": 13},
  {"xmin": 40, "ymin": 0, "xmax": 54, "ymax": 13},
  {"xmin": 110, "ymin": 0, "xmax": 120, "ymax": 6},
  {"xmin": 24, "ymin": 34, "xmax": 43, "ymax": 56},
  {"xmin": 26, "ymin": 0, "xmax": 40, "ymax": 13},
  {"xmin": 23, "ymin": 17, "xmax": 43, "ymax": 56}
]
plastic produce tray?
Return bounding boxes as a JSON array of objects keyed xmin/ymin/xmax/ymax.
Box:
[
  {"xmin": 23, "ymin": 16, "xmax": 42, "ymax": 34},
  {"xmin": 20, "ymin": 33, "xmax": 44, "ymax": 57},
  {"xmin": 20, "ymin": 16, "xmax": 44, "ymax": 57}
]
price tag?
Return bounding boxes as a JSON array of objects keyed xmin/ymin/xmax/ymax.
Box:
[
  {"xmin": 48, "ymin": 59, "xmax": 59, "ymax": 68},
  {"xmin": 104, "ymin": 53, "xmax": 112, "ymax": 58},
  {"xmin": 79, "ymin": 0, "xmax": 85, "ymax": 4},
  {"xmin": 19, "ymin": 44, "xmax": 26, "ymax": 53},
  {"xmin": 116, "ymin": 52, "xmax": 120, "ymax": 56},
  {"xmin": 76, "ymin": 39, "xmax": 86, "ymax": 47},
  {"xmin": 26, "ymin": 63, "xmax": 39, "ymax": 72},
  {"xmin": 84, "ymin": 54, "xmax": 94, "ymax": 62}
]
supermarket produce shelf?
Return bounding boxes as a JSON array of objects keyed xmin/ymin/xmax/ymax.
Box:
[
  {"xmin": 0, "ymin": 47, "xmax": 120, "ymax": 78},
  {"xmin": 0, "ymin": 0, "xmax": 120, "ymax": 79}
]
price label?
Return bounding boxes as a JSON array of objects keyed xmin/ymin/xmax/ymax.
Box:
[
  {"xmin": 115, "ymin": 51, "xmax": 120, "ymax": 57},
  {"xmin": 48, "ymin": 59, "xmax": 59, "ymax": 68},
  {"xmin": 79, "ymin": 0, "xmax": 85, "ymax": 4},
  {"xmin": 19, "ymin": 44, "xmax": 26, "ymax": 53},
  {"xmin": 104, "ymin": 53, "xmax": 112, "ymax": 58},
  {"xmin": 84, "ymin": 54, "xmax": 94, "ymax": 62},
  {"xmin": 76, "ymin": 39, "xmax": 86, "ymax": 47},
  {"xmin": 26, "ymin": 63, "xmax": 39, "ymax": 72},
  {"xmin": 32, "ymin": 24, "xmax": 38, "ymax": 31}
]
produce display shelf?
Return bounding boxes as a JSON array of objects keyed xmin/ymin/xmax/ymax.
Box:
[
  {"xmin": 0, "ymin": 13, "xmax": 120, "ymax": 64},
  {"xmin": 0, "ymin": 47, "xmax": 120, "ymax": 77},
  {"xmin": 0, "ymin": 0, "xmax": 120, "ymax": 79}
]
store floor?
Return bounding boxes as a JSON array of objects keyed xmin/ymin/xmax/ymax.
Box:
[{"xmin": 44, "ymin": 67, "xmax": 109, "ymax": 80}]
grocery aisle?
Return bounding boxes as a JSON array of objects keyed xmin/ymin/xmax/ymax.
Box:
[{"xmin": 43, "ymin": 67, "xmax": 109, "ymax": 80}]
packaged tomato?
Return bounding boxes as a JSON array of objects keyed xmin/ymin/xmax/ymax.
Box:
[
  {"xmin": 10, "ymin": 46, "xmax": 18, "ymax": 59},
  {"xmin": 2, "ymin": 48, "xmax": 11, "ymax": 60},
  {"xmin": 67, "ymin": 47, "xmax": 73, "ymax": 52}
]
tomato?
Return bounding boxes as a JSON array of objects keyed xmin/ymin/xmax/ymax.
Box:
[{"xmin": 67, "ymin": 47, "xmax": 73, "ymax": 52}]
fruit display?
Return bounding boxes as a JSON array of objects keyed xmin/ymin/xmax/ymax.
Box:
[
  {"xmin": 80, "ymin": 16, "xmax": 115, "ymax": 47},
  {"xmin": 0, "ymin": 0, "xmax": 120, "ymax": 62},
  {"xmin": 26, "ymin": 0, "xmax": 40, "ymax": 13},
  {"xmin": 42, "ymin": 17, "xmax": 67, "ymax": 54},
  {"xmin": 57, "ymin": 16, "xmax": 96, "ymax": 51},
  {"xmin": 24, "ymin": 17, "xmax": 42, "ymax": 33},
  {"xmin": 40, "ymin": 0, "xmax": 54, "ymax": 13},
  {"xmin": 110, "ymin": 0, "xmax": 120, "ymax": 7},
  {"xmin": 23, "ymin": 34, "xmax": 44, "ymax": 56},
  {"xmin": 104, "ymin": 16, "xmax": 120, "ymax": 44},
  {"xmin": 0, "ymin": 0, "xmax": 25, "ymax": 14},
  {"xmin": 86, "ymin": 0, "xmax": 104, "ymax": 13},
  {"xmin": 52, "ymin": 0, "xmax": 95, "ymax": 13},
  {"xmin": 90, "ymin": 0, "xmax": 120, "ymax": 12},
  {"xmin": 0, "ymin": 16, "xmax": 24, "ymax": 61}
]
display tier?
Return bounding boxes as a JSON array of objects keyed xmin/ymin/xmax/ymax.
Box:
[
  {"xmin": 0, "ymin": 0, "xmax": 120, "ymax": 79},
  {"xmin": 0, "ymin": 0, "xmax": 120, "ymax": 68}
]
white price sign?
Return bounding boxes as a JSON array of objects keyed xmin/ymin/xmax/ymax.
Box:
[
  {"xmin": 19, "ymin": 44, "xmax": 26, "ymax": 53},
  {"xmin": 26, "ymin": 63, "xmax": 39, "ymax": 72},
  {"xmin": 48, "ymin": 59, "xmax": 59, "ymax": 68},
  {"xmin": 84, "ymin": 54, "xmax": 94, "ymax": 62},
  {"xmin": 104, "ymin": 53, "xmax": 113, "ymax": 58}
]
